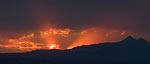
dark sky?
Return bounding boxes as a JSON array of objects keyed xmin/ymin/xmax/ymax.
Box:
[
  {"xmin": 0, "ymin": 0, "xmax": 150, "ymax": 32},
  {"xmin": 0, "ymin": 0, "xmax": 150, "ymax": 53}
]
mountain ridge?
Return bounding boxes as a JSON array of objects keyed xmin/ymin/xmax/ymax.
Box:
[{"xmin": 0, "ymin": 36, "xmax": 150, "ymax": 64}]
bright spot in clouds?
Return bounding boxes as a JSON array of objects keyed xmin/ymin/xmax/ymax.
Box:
[{"xmin": 49, "ymin": 44, "xmax": 59, "ymax": 49}]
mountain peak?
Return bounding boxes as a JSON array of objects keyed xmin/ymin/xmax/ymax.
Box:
[
  {"xmin": 125, "ymin": 36, "xmax": 136, "ymax": 40},
  {"xmin": 137, "ymin": 38, "xmax": 149, "ymax": 42},
  {"xmin": 121, "ymin": 36, "xmax": 136, "ymax": 42}
]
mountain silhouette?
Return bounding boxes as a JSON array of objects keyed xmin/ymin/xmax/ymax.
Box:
[{"xmin": 0, "ymin": 36, "xmax": 150, "ymax": 64}]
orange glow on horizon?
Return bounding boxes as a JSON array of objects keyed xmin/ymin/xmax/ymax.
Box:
[
  {"xmin": 67, "ymin": 28, "xmax": 102, "ymax": 49},
  {"xmin": 49, "ymin": 44, "xmax": 59, "ymax": 49},
  {"xmin": 40, "ymin": 28, "xmax": 72, "ymax": 49},
  {"xmin": 0, "ymin": 27, "xmax": 128, "ymax": 53},
  {"xmin": 0, "ymin": 28, "xmax": 73, "ymax": 52}
]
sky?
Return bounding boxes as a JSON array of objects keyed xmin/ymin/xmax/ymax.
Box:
[{"xmin": 0, "ymin": 0, "xmax": 150, "ymax": 53}]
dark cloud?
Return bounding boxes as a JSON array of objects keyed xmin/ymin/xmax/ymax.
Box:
[
  {"xmin": 0, "ymin": 0, "xmax": 38, "ymax": 31},
  {"xmin": 0, "ymin": 0, "xmax": 150, "ymax": 32}
]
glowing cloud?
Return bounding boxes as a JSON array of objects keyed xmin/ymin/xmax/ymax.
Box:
[
  {"xmin": 49, "ymin": 44, "xmax": 60, "ymax": 49},
  {"xmin": 0, "ymin": 27, "xmax": 133, "ymax": 53},
  {"xmin": 67, "ymin": 28, "xmax": 102, "ymax": 49}
]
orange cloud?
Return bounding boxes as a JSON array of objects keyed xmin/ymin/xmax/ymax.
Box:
[
  {"xmin": 67, "ymin": 28, "xmax": 102, "ymax": 49},
  {"xmin": 0, "ymin": 27, "xmax": 132, "ymax": 53}
]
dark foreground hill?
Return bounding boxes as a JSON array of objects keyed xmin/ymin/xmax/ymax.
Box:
[{"xmin": 0, "ymin": 36, "xmax": 150, "ymax": 64}]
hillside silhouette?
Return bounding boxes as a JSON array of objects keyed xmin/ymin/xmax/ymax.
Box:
[{"xmin": 0, "ymin": 36, "xmax": 150, "ymax": 64}]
